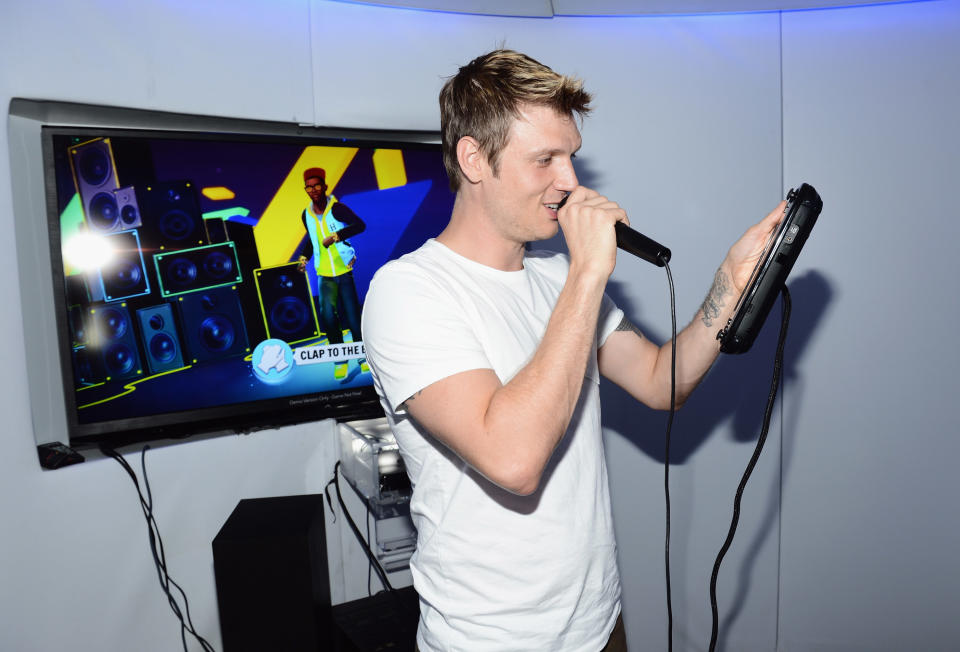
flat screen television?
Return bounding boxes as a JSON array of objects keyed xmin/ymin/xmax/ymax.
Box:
[{"xmin": 36, "ymin": 119, "xmax": 454, "ymax": 450}]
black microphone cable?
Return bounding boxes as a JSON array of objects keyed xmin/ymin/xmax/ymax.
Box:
[
  {"xmin": 662, "ymin": 257, "xmax": 678, "ymax": 652},
  {"xmin": 617, "ymin": 244, "xmax": 677, "ymax": 650},
  {"xmin": 708, "ymin": 284, "xmax": 791, "ymax": 652}
]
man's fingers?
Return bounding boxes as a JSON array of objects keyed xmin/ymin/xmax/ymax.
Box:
[{"xmin": 765, "ymin": 200, "xmax": 787, "ymax": 227}]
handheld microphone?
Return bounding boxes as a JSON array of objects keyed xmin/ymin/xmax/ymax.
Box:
[
  {"xmin": 614, "ymin": 222, "xmax": 671, "ymax": 267},
  {"xmin": 558, "ymin": 193, "xmax": 671, "ymax": 267}
]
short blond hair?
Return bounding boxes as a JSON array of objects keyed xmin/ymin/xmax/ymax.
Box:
[{"xmin": 439, "ymin": 50, "xmax": 592, "ymax": 192}]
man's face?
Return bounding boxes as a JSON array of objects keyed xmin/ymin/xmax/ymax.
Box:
[
  {"xmin": 305, "ymin": 176, "xmax": 327, "ymax": 205},
  {"xmin": 482, "ymin": 103, "xmax": 581, "ymax": 244}
]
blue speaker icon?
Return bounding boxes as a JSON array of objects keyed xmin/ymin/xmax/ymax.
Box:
[
  {"xmin": 136, "ymin": 303, "xmax": 184, "ymax": 374},
  {"xmin": 176, "ymin": 286, "xmax": 249, "ymax": 364},
  {"xmin": 88, "ymin": 303, "xmax": 143, "ymax": 382}
]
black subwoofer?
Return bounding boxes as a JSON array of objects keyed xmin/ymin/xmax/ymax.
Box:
[{"xmin": 212, "ymin": 495, "xmax": 333, "ymax": 652}]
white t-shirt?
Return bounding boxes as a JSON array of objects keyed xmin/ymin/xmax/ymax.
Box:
[{"xmin": 362, "ymin": 239, "xmax": 624, "ymax": 652}]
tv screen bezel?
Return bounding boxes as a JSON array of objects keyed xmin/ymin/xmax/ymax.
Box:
[{"xmin": 37, "ymin": 115, "xmax": 448, "ymax": 451}]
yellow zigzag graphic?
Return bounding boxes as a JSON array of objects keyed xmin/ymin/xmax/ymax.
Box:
[
  {"xmin": 255, "ymin": 145, "xmax": 359, "ymax": 267},
  {"xmin": 254, "ymin": 145, "xmax": 409, "ymax": 266}
]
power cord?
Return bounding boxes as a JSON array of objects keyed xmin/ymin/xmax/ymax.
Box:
[
  {"xmin": 101, "ymin": 445, "xmax": 216, "ymax": 652},
  {"xmin": 325, "ymin": 460, "xmax": 395, "ymax": 593},
  {"xmin": 366, "ymin": 510, "xmax": 375, "ymax": 597},
  {"xmin": 325, "ymin": 461, "xmax": 421, "ymax": 624},
  {"xmin": 708, "ymin": 285, "xmax": 791, "ymax": 652}
]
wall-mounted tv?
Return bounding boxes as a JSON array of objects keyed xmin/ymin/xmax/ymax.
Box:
[{"xmin": 33, "ymin": 116, "xmax": 453, "ymax": 450}]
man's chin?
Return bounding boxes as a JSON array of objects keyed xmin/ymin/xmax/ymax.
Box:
[
  {"xmin": 525, "ymin": 223, "xmax": 561, "ymax": 247},
  {"xmin": 532, "ymin": 222, "xmax": 560, "ymax": 241}
]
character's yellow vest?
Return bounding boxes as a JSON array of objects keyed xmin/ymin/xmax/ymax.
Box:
[{"xmin": 304, "ymin": 200, "xmax": 356, "ymax": 277}]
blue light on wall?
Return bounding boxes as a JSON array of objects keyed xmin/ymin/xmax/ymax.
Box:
[{"xmin": 330, "ymin": 0, "xmax": 924, "ymax": 17}]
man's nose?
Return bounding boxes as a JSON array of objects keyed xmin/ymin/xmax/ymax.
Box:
[{"xmin": 555, "ymin": 158, "xmax": 578, "ymax": 191}]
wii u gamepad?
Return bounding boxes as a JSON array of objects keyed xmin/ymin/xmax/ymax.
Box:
[{"xmin": 717, "ymin": 183, "xmax": 823, "ymax": 354}]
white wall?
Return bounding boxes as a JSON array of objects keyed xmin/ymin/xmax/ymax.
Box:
[
  {"xmin": 1, "ymin": 1, "xmax": 957, "ymax": 650},
  {"xmin": 778, "ymin": 2, "xmax": 960, "ymax": 650},
  {"xmin": 0, "ymin": 2, "xmax": 403, "ymax": 651}
]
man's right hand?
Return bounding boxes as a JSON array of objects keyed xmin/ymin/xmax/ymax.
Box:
[{"xmin": 556, "ymin": 186, "xmax": 628, "ymax": 281}]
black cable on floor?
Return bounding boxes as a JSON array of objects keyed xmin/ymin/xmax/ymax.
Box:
[
  {"xmin": 708, "ymin": 285, "xmax": 791, "ymax": 652},
  {"xmin": 101, "ymin": 445, "xmax": 216, "ymax": 652}
]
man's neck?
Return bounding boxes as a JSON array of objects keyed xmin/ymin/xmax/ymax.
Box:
[
  {"xmin": 436, "ymin": 195, "xmax": 526, "ymax": 272},
  {"xmin": 312, "ymin": 196, "xmax": 328, "ymax": 214}
]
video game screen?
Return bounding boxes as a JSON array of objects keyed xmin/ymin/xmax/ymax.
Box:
[{"xmin": 43, "ymin": 126, "xmax": 454, "ymax": 447}]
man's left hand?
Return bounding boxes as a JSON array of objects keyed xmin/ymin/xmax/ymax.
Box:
[{"xmin": 724, "ymin": 200, "xmax": 787, "ymax": 295}]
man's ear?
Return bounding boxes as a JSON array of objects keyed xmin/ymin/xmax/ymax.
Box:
[{"xmin": 456, "ymin": 136, "xmax": 485, "ymax": 185}]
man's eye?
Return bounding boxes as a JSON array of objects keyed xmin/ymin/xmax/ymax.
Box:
[{"xmin": 536, "ymin": 157, "xmax": 552, "ymax": 166}]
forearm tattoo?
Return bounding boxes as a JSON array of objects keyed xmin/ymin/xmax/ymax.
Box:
[
  {"xmin": 615, "ymin": 315, "xmax": 644, "ymax": 339},
  {"xmin": 700, "ymin": 268, "xmax": 732, "ymax": 328}
]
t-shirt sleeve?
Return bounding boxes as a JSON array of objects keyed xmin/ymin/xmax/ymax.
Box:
[
  {"xmin": 597, "ymin": 293, "xmax": 625, "ymax": 348},
  {"xmin": 362, "ymin": 261, "xmax": 492, "ymax": 413},
  {"xmin": 529, "ymin": 249, "xmax": 624, "ymax": 350}
]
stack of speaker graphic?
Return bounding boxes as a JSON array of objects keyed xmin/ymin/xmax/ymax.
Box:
[{"xmin": 67, "ymin": 137, "xmax": 253, "ymax": 385}]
